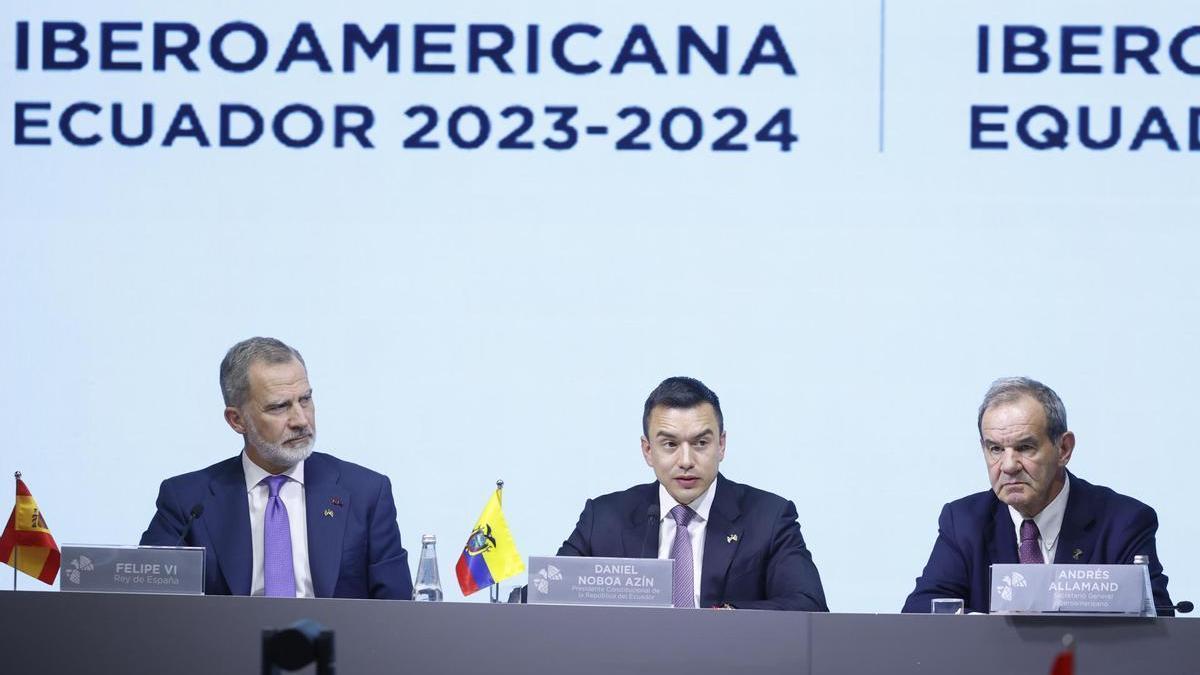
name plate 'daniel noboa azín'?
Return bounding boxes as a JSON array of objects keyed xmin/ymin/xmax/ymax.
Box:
[{"xmin": 526, "ymin": 556, "xmax": 672, "ymax": 607}]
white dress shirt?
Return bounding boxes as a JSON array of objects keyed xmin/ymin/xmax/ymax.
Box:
[
  {"xmin": 1007, "ymin": 472, "xmax": 1071, "ymax": 564},
  {"xmin": 656, "ymin": 477, "xmax": 718, "ymax": 608},
  {"xmin": 242, "ymin": 452, "xmax": 315, "ymax": 598}
]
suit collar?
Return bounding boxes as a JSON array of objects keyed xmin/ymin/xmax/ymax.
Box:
[
  {"xmin": 987, "ymin": 496, "xmax": 1019, "ymax": 565},
  {"xmin": 700, "ymin": 475, "xmax": 743, "ymax": 607},
  {"xmin": 1054, "ymin": 471, "xmax": 1096, "ymax": 563},
  {"xmin": 655, "ymin": 479, "xmax": 717, "ymax": 524},
  {"xmin": 708, "ymin": 474, "xmax": 741, "ymax": 524},
  {"xmin": 202, "ymin": 456, "xmax": 252, "ymax": 595},
  {"xmin": 1003, "ymin": 471, "xmax": 1071, "ymax": 561},
  {"xmin": 302, "ymin": 452, "xmax": 338, "ymax": 487},
  {"xmin": 301, "ymin": 452, "xmax": 349, "ymax": 597},
  {"xmin": 240, "ymin": 451, "xmax": 306, "ymax": 491}
]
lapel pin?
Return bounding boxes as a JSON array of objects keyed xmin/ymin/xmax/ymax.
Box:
[
  {"xmin": 323, "ymin": 508, "xmax": 335, "ymax": 518},
  {"xmin": 1073, "ymin": 548, "xmax": 1082, "ymax": 560},
  {"xmin": 330, "ymin": 497, "xmax": 343, "ymax": 507},
  {"xmin": 727, "ymin": 533, "xmax": 738, "ymax": 543}
]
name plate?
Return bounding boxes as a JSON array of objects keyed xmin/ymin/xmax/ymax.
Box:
[
  {"xmin": 526, "ymin": 556, "xmax": 672, "ymax": 607},
  {"xmin": 990, "ymin": 564, "xmax": 1154, "ymax": 616},
  {"xmin": 60, "ymin": 545, "xmax": 204, "ymax": 595}
]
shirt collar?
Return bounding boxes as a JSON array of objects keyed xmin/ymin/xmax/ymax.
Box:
[
  {"xmin": 241, "ymin": 450, "xmax": 306, "ymax": 493},
  {"xmin": 1008, "ymin": 471, "xmax": 1070, "ymax": 550},
  {"xmin": 657, "ymin": 475, "xmax": 718, "ymax": 523}
]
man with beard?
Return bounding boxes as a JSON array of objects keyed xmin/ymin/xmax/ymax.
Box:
[{"xmin": 140, "ymin": 337, "xmax": 412, "ymax": 599}]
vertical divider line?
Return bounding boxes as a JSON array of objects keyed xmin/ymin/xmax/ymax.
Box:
[{"xmin": 878, "ymin": 0, "xmax": 887, "ymax": 153}]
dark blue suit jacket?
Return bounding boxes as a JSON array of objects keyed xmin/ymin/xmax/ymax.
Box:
[
  {"xmin": 902, "ymin": 472, "xmax": 1171, "ymax": 614},
  {"xmin": 557, "ymin": 475, "xmax": 827, "ymax": 611},
  {"xmin": 140, "ymin": 452, "xmax": 412, "ymax": 599}
]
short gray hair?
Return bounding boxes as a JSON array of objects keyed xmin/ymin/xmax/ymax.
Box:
[
  {"xmin": 977, "ymin": 377, "xmax": 1068, "ymax": 442},
  {"xmin": 219, "ymin": 337, "xmax": 306, "ymax": 408}
]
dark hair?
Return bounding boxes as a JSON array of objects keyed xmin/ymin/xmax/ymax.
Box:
[
  {"xmin": 219, "ymin": 337, "xmax": 306, "ymax": 407},
  {"xmin": 977, "ymin": 376, "xmax": 1068, "ymax": 442},
  {"xmin": 642, "ymin": 376, "xmax": 724, "ymax": 437}
]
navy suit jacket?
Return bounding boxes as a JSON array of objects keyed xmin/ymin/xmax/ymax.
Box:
[
  {"xmin": 140, "ymin": 452, "xmax": 412, "ymax": 599},
  {"xmin": 902, "ymin": 472, "xmax": 1171, "ymax": 614},
  {"xmin": 558, "ymin": 475, "xmax": 827, "ymax": 611}
]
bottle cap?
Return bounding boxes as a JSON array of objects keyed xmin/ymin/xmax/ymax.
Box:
[
  {"xmin": 1133, "ymin": 554, "xmax": 1149, "ymax": 565},
  {"xmin": 422, "ymin": 534, "xmax": 437, "ymax": 544}
]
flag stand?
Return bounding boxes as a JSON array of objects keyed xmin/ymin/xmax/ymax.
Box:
[
  {"xmin": 489, "ymin": 479, "xmax": 504, "ymax": 604},
  {"xmin": 11, "ymin": 471, "xmax": 18, "ymax": 592}
]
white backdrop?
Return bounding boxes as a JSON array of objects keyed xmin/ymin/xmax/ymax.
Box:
[{"xmin": 1, "ymin": 1, "xmax": 1196, "ymax": 613}]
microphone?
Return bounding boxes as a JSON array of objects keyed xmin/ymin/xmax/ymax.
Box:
[
  {"xmin": 1156, "ymin": 600, "xmax": 1193, "ymax": 614},
  {"xmin": 174, "ymin": 504, "xmax": 204, "ymax": 546},
  {"xmin": 641, "ymin": 504, "xmax": 660, "ymax": 557}
]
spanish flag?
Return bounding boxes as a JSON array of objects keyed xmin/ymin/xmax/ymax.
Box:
[
  {"xmin": 1050, "ymin": 649, "xmax": 1074, "ymax": 675},
  {"xmin": 1050, "ymin": 636, "xmax": 1075, "ymax": 675},
  {"xmin": 455, "ymin": 487, "xmax": 524, "ymax": 596},
  {"xmin": 0, "ymin": 478, "xmax": 61, "ymax": 585}
]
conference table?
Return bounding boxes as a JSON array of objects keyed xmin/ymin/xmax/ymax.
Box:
[{"xmin": 2, "ymin": 591, "xmax": 1196, "ymax": 674}]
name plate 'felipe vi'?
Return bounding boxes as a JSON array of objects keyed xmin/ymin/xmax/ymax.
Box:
[
  {"xmin": 60, "ymin": 545, "xmax": 204, "ymax": 595},
  {"xmin": 989, "ymin": 563, "xmax": 1155, "ymax": 616},
  {"xmin": 527, "ymin": 556, "xmax": 672, "ymax": 608}
]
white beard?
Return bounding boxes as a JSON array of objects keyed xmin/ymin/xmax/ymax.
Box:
[{"xmin": 245, "ymin": 417, "xmax": 314, "ymax": 470}]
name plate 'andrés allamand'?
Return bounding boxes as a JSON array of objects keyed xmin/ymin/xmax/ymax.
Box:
[
  {"xmin": 989, "ymin": 564, "xmax": 1155, "ymax": 616},
  {"xmin": 526, "ymin": 556, "xmax": 672, "ymax": 607}
]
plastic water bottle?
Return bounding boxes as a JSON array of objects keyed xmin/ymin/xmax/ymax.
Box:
[
  {"xmin": 1132, "ymin": 554, "xmax": 1155, "ymax": 616},
  {"xmin": 412, "ymin": 534, "xmax": 443, "ymax": 601}
]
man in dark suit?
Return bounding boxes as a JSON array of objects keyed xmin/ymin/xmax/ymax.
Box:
[
  {"xmin": 558, "ymin": 377, "xmax": 827, "ymax": 611},
  {"xmin": 140, "ymin": 337, "xmax": 412, "ymax": 599},
  {"xmin": 903, "ymin": 377, "xmax": 1171, "ymax": 614}
]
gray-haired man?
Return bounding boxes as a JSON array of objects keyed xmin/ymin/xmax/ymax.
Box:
[
  {"xmin": 141, "ymin": 337, "xmax": 412, "ymax": 599},
  {"xmin": 902, "ymin": 377, "xmax": 1172, "ymax": 614}
]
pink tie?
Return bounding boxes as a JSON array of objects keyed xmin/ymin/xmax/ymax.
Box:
[{"xmin": 1019, "ymin": 519, "xmax": 1044, "ymax": 564}]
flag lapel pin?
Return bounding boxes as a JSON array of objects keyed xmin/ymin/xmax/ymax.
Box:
[
  {"xmin": 726, "ymin": 533, "xmax": 738, "ymax": 543},
  {"xmin": 323, "ymin": 508, "xmax": 335, "ymax": 518},
  {"xmin": 1072, "ymin": 548, "xmax": 1083, "ymax": 560},
  {"xmin": 330, "ymin": 497, "xmax": 343, "ymax": 507}
]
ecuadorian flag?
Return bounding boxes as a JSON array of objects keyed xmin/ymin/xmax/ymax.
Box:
[{"xmin": 455, "ymin": 487, "xmax": 524, "ymax": 596}]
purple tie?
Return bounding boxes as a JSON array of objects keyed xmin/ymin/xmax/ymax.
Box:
[
  {"xmin": 262, "ymin": 475, "xmax": 296, "ymax": 597},
  {"xmin": 669, "ymin": 504, "xmax": 696, "ymax": 608},
  {"xmin": 1019, "ymin": 519, "xmax": 1044, "ymax": 564}
]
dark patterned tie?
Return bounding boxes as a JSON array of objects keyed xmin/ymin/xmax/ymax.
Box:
[
  {"xmin": 669, "ymin": 504, "xmax": 696, "ymax": 608},
  {"xmin": 262, "ymin": 475, "xmax": 296, "ymax": 597},
  {"xmin": 1019, "ymin": 519, "xmax": 1044, "ymax": 564}
]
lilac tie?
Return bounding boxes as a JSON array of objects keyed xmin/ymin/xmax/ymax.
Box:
[
  {"xmin": 669, "ymin": 504, "xmax": 696, "ymax": 608},
  {"xmin": 262, "ymin": 475, "xmax": 296, "ymax": 597},
  {"xmin": 1019, "ymin": 519, "xmax": 1044, "ymax": 564}
]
